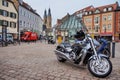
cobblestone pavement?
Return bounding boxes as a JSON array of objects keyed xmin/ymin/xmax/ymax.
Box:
[{"xmin": 0, "ymin": 42, "xmax": 120, "ymax": 80}]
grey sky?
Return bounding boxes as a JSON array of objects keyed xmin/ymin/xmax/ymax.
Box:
[{"xmin": 24, "ymin": 0, "xmax": 120, "ymax": 26}]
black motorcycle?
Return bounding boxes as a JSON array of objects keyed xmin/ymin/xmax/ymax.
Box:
[{"xmin": 55, "ymin": 33, "xmax": 112, "ymax": 78}]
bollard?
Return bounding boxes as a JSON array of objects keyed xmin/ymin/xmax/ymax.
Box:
[{"xmin": 112, "ymin": 42, "xmax": 115, "ymax": 58}]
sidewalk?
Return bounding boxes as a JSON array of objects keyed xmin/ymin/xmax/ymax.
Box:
[{"xmin": 0, "ymin": 42, "xmax": 120, "ymax": 80}]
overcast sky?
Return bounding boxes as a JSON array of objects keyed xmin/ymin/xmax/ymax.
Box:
[{"xmin": 24, "ymin": 0, "xmax": 120, "ymax": 26}]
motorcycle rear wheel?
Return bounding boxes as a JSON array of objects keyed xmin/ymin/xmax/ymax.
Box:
[
  {"xmin": 102, "ymin": 48, "xmax": 111, "ymax": 58},
  {"xmin": 88, "ymin": 57, "xmax": 112, "ymax": 78}
]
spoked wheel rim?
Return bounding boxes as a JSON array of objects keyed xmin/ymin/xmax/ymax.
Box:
[{"xmin": 89, "ymin": 58, "xmax": 110, "ymax": 75}]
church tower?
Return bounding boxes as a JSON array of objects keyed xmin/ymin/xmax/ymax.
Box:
[
  {"xmin": 43, "ymin": 9, "xmax": 47, "ymax": 25},
  {"xmin": 47, "ymin": 8, "xmax": 52, "ymax": 29}
]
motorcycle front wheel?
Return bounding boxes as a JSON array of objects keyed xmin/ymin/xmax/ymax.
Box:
[{"xmin": 88, "ymin": 57, "xmax": 112, "ymax": 78}]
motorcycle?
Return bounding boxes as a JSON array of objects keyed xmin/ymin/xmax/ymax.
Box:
[
  {"xmin": 54, "ymin": 34, "xmax": 112, "ymax": 78},
  {"xmin": 96, "ymin": 39, "xmax": 111, "ymax": 58}
]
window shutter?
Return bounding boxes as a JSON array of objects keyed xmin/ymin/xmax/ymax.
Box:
[
  {"xmin": 10, "ymin": 22, "xmax": 11, "ymax": 27},
  {"xmin": 0, "ymin": 9, "xmax": 2, "ymax": 15},
  {"xmin": 0, "ymin": 20, "xmax": 2, "ymax": 26},
  {"xmin": 7, "ymin": 21, "xmax": 9, "ymax": 27},
  {"xmin": 7, "ymin": 2, "xmax": 8, "ymax": 7},
  {"xmin": 10, "ymin": 12, "xmax": 12, "ymax": 17},
  {"xmin": 2, "ymin": 0, "xmax": 4, "ymax": 6},
  {"xmin": 14, "ymin": 23, "xmax": 16, "ymax": 28},
  {"xmin": 15, "ymin": 14, "xmax": 16, "ymax": 18},
  {"xmin": 7, "ymin": 11, "xmax": 9, "ymax": 17}
]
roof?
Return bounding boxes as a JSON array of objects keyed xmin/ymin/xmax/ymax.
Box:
[
  {"xmin": 7, "ymin": 0, "xmax": 18, "ymax": 13},
  {"xmin": 73, "ymin": 5, "xmax": 94, "ymax": 15},
  {"xmin": 59, "ymin": 15, "xmax": 86, "ymax": 31},
  {"xmin": 20, "ymin": 2, "xmax": 40, "ymax": 17},
  {"xmin": 85, "ymin": 2, "xmax": 118, "ymax": 12}
]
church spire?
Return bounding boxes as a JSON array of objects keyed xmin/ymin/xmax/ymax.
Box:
[
  {"xmin": 48, "ymin": 8, "xmax": 51, "ymax": 16},
  {"xmin": 43, "ymin": 9, "xmax": 47, "ymax": 25},
  {"xmin": 44, "ymin": 9, "xmax": 47, "ymax": 18}
]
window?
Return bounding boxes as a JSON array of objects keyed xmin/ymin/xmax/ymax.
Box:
[
  {"xmin": 85, "ymin": 18, "xmax": 92, "ymax": 23},
  {"xmin": 108, "ymin": 7, "xmax": 112, "ymax": 11},
  {"xmin": 24, "ymin": 21, "xmax": 25, "ymax": 27},
  {"xmin": 103, "ymin": 15, "xmax": 107, "ymax": 21},
  {"xmin": 94, "ymin": 9, "xmax": 100, "ymax": 14},
  {"xmin": 103, "ymin": 8, "xmax": 107, "ymax": 12},
  {"xmin": 108, "ymin": 24, "xmax": 112, "ymax": 30},
  {"xmin": 89, "ymin": 11, "xmax": 92, "ymax": 14},
  {"xmin": 94, "ymin": 17, "xmax": 100, "ymax": 24},
  {"xmin": 2, "ymin": 0, "xmax": 8, "ymax": 7},
  {"xmin": 24, "ymin": 11, "xmax": 26, "ymax": 16},
  {"xmin": 19, "ymin": 21, "xmax": 22, "ymax": 25},
  {"xmin": 95, "ymin": 25, "xmax": 99, "ymax": 32},
  {"xmin": 0, "ymin": 10, "xmax": 9, "ymax": 17},
  {"xmin": 108, "ymin": 14, "xmax": 112, "ymax": 20},
  {"xmin": 2, "ymin": 20, "xmax": 9, "ymax": 27},
  {"xmin": 20, "ymin": 9, "xmax": 22, "ymax": 15},
  {"xmin": 10, "ymin": 22, "xmax": 16, "ymax": 28},
  {"xmin": 85, "ymin": 12, "xmax": 88, "ymax": 15},
  {"xmin": 103, "ymin": 24, "xmax": 107, "ymax": 32},
  {"xmin": 10, "ymin": 12, "xmax": 16, "ymax": 18}
]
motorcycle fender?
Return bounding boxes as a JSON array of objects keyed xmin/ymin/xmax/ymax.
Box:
[{"xmin": 89, "ymin": 53, "xmax": 109, "ymax": 60}]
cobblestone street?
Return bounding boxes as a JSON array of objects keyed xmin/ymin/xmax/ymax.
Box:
[{"xmin": 0, "ymin": 42, "xmax": 120, "ymax": 80}]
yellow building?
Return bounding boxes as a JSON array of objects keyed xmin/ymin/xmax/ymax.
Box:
[{"xmin": 0, "ymin": 0, "xmax": 18, "ymax": 39}]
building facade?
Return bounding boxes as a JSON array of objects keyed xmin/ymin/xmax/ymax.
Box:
[
  {"xmin": 83, "ymin": 2, "xmax": 120, "ymax": 41},
  {"xmin": 0, "ymin": 0, "xmax": 18, "ymax": 39},
  {"xmin": 18, "ymin": 0, "xmax": 43, "ymax": 36},
  {"xmin": 115, "ymin": 7, "xmax": 120, "ymax": 41}
]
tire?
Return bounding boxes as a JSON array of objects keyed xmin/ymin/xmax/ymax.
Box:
[
  {"xmin": 57, "ymin": 56, "xmax": 66, "ymax": 62},
  {"xmin": 88, "ymin": 57, "xmax": 112, "ymax": 78},
  {"xmin": 102, "ymin": 48, "xmax": 111, "ymax": 58}
]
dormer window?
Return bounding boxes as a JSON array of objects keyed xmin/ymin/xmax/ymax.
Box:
[
  {"xmin": 94, "ymin": 9, "xmax": 100, "ymax": 14},
  {"xmin": 103, "ymin": 8, "xmax": 107, "ymax": 12},
  {"xmin": 108, "ymin": 7, "xmax": 112, "ymax": 11},
  {"xmin": 85, "ymin": 12, "xmax": 88, "ymax": 15},
  {"xmin": 89, "ymin": 11, "xmax": 92, "ymax": 14}
]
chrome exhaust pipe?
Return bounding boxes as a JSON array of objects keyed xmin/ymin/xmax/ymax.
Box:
[{"xmin": 54, "ymin": 50, "xmax": 71, "ymax": 60}]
